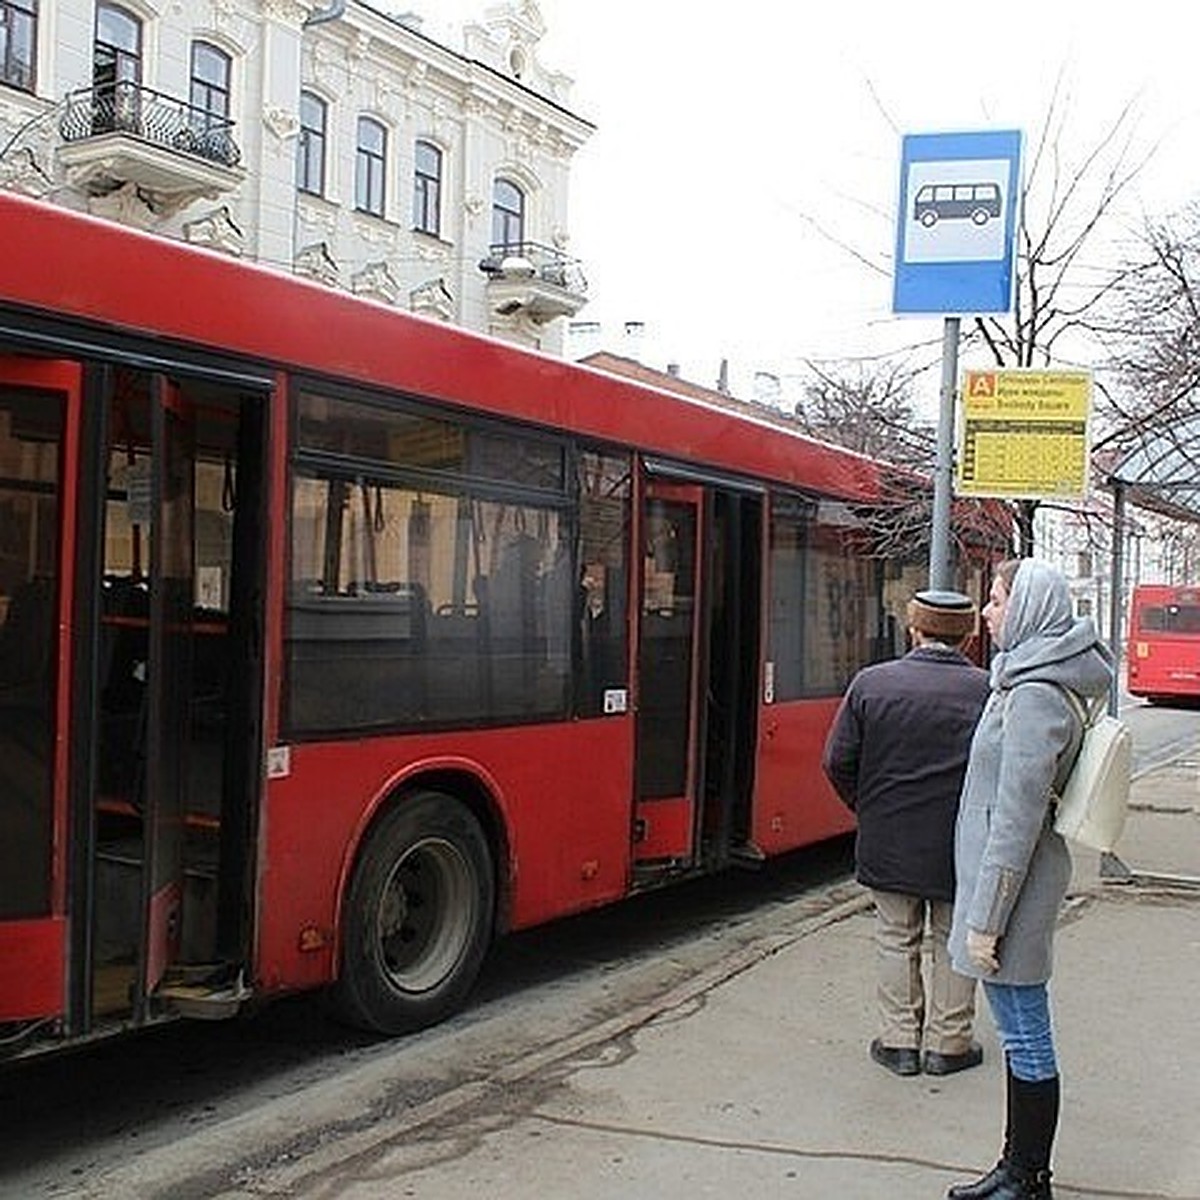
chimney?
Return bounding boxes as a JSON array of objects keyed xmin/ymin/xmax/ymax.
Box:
[{"xmin": 717, "ymin": 358, "xmax": 730, "ymax": 395}]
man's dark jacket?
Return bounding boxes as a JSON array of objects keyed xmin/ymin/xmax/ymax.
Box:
[{"xmin": 821, "ymin": 645, "xmax": 989, "ymax": 901}]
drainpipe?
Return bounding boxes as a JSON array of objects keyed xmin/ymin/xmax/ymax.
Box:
[{"xmin": 304, "ymin": 0, "xmax": 346, "ymax": 26}]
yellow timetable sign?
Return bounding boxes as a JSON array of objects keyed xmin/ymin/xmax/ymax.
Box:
[{"xmin": 957, "ymin": 369, "xmax": 1091, "ymax": 499}]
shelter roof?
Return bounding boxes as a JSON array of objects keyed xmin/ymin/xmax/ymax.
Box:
[{"xmin": 1108, "ymin": 419, "xmax": 1200, "ymax": 523}]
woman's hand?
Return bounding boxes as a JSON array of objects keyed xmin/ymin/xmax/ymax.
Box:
[{"xmin": 966, "ymin": 929, "xmax": 1000, "ymax": 973}]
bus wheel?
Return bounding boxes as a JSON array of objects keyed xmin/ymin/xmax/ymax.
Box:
[{"xmin": 332, "ymin": 790, "xmax": 495, "ymax": 1035}]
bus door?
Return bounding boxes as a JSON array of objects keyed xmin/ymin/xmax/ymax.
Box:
[
  {"xmin": 633, "ymin": 480, "xmax": 764, "ymax": 873},
  {"xmin": 0, "ymin": 358, "xmax": 80, "ymax": 1027},
  {"xmin": 634, "ymin": 482, "xmax": 704, "ymax": 864},
  {"xmin": 93, "ymin": 369, "xmax": 267, "ymax": 1027},
  {"xmin": 135, "ymin": 382, "xmax": 196, "ymax": 1014}
]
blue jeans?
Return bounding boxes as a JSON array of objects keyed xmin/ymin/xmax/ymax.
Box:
[{"xmin": 982, "ymin": 980, "xmax": 1058, "ymax": 1081}]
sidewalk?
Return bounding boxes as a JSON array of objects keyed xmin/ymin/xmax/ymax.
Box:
[{"xmin": 246, "ymin": 759, "xmax": 1200, "ymax": 1200}]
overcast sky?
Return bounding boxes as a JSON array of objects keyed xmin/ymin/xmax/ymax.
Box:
[{"xmin": 431, "ymin": 2, "xmax": 1200, "ymax": 404}]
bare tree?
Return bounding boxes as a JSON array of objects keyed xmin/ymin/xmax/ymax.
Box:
[
  {"xmin": 1096, "ymin": 203, "xmax": 1200, "ymax": 456},
  {"xmin": 792, "ymin": 357, "xmax": 934, "ymax": 468},
  {"xmin": 969, "ymin": 77, "xmax": 1152, "ymax": 554},
  {"xmin": 790, "ymin": 357, "xmax": 1010, "ymax": 564}
]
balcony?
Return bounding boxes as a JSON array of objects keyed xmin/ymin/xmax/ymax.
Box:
[
  {"xmin": 479, "ymin": 242, "xmax": 588, "ymax": 323},
  {"xmin": 57, "ymin": 82, "xmax": 244, "ymax": 215}
]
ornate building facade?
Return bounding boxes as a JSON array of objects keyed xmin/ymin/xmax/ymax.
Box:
[{"xmin": 0, "ymin": 0, "xmax": 592, "ymax": 352}]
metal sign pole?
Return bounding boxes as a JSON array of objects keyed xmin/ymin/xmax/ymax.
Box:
[{"xmin": 929, "ymin": 315, "xmax": 960, "ymax": 590}]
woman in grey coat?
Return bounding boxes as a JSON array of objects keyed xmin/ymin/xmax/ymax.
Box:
[{"xmin": 946, "ymin": 560, "xmax": 1113, "ymax": 1200}]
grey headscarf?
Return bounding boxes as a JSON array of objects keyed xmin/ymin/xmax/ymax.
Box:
[{"xmin": 990, "ymin": 559, "xmax": 1113, "ymax": 693}]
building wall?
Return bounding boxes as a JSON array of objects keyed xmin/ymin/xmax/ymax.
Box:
[{"xmin": 0, "ymin": 0, "xmax": 591, "ymax": 354}]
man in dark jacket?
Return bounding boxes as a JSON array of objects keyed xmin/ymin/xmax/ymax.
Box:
[{"xmin": 822, "ymin": 589, "xmax": 989, "ymax": 1078}]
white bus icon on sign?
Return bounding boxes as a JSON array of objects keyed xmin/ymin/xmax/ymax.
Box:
[{"xmin": 913, "ymin": 182, "xmax": 1001, "ymax": 228}]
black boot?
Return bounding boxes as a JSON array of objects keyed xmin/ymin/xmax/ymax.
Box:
[
  {"xmin": 947, "ymin": 1160, "xmax": 1011, "ymax": 1199},
  {"xmin": 1001, "ymin": 1074, "xmax": 1059, "ymax": 1198},
  {"xmin": 947, "ymin": 1060, "xmax": 1017, "ymax": 1199},
  {"xmin": 984, "ymin": 1164, "xmax": 1053, "ymax": 1199}
]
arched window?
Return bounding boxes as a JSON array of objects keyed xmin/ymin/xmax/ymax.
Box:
[
  {"xmin": 94, "ymin": 2, "xmax": 141, "ymax": 89},
  {"xmin": 355, "ymin": 116, "xmax": 386, "ymax": 217},
  {"xmin": 0, "ymin": 0, "xmax": 38, "ymax": 92},
  {"xmin": 412, "ymin": 139, "xmax": 442, "ymax": 237},
  {"xmin": 93, "ymin": 3, "xmax": 142, "ymax": 133},
  {"xmin": 492, "ymin": 178, "xmax": 524, "ymax": 252},
  {"xmin": 297, "ymin": 91, "xmax": 327, "ymax": 196},
  {"xmin": 190, "ymin": 42, "xmax": 230, "ymax": 130}
]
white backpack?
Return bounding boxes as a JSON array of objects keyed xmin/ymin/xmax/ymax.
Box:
[{"xmin": 1052, "ymin": 687, "xmax": 1132, "ymax": 853}]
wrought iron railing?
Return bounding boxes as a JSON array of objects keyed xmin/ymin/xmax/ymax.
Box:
[
  {"xmin": 59, "ymin": 81, "xmax": 241, "ymax": 169},
  {"xmin": 479, "ymin": 241, "xmax": 587, "ymax": 294}
]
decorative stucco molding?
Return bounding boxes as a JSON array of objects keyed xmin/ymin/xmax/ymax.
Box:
[
  {"xmin": 183, "ymin": 205, "xmax": 246, "ymax": 255},
  {"xmin": 351, "ymin": 259, "xmax": 399, "ymax": 305},
  {"xmin": 410, "ymin": 277, "xmax": 455, "ymax": 323},
  {"xmin": 294, "ymin": 240, "xmax": 341, "ymax": 287}
]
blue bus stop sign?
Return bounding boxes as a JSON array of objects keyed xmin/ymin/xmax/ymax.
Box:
[{"xmin": 892, "ymin": 130, "xmax": 1022, "ymax": 315}]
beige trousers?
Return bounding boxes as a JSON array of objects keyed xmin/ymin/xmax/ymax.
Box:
[{"xmin": 871, "ymin": 888, "xmax": 977, "ymax": 1055}]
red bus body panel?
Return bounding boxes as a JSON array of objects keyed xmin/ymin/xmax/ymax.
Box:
[
  {"xmin": 256, "ymin": 718, "xmax": 635, "ymax": 992},
  {"xmin": 753, "ymin": 698, "xmax": 854, "ymax": 854},
  {"xmin": 0, "ymin": 919, "xmax": 66, "ymax": 1021}
]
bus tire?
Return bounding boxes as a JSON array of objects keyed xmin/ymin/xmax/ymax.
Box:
[{"xmin": 332, "ymin": 790, "xmax": 495, "ymax": 1035}]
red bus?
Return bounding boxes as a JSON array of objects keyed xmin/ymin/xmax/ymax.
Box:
[
  {"xmin": 0, "ymin": 191, "xmax": 981, "ymax": 1061},
  {"xmin": 1127, "ymin": 583, "xmax": 1200, "ymax": 703}
]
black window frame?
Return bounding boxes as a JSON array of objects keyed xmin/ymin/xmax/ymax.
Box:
[
  {"xmin": 0, "ymin": 0, "xmax": 37, "ymax": 93},
  {"xmin": 355, "ymin": 115, "xmax": 387, "ymax": 218},
  {"xmin": 412, "ymin": 138, "xmax": 442, "ymax": 237},
  {"xmin": 94, "ymin": 1, "xmax": 141, "ymax": 89},
  {"xmin": 284, "ymin": 381, "xmax": 607, "ymax": 740},
  {"xmin": 297, "ymin": 90, "xmax": 327, "ymax": 196},
  {"xmin": 189, "ymin": 40, "xmax": 231, "ymax": 130},
  {"xmin": 491, "ymin": 177, "xmax": 524, "ymax": 250}
]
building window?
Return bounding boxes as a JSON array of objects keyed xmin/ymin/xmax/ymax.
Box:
[
  {"xmin": 355, "ymin": 116, "xmax": 386, "ymax": 217},
  {"xmin": 93, "ymin": 2, "xmax": 141, "ymax": 134},
  {"xmin": 94, "ymin": 2, "xmax": 141, "ymax": 89},
  {"xmin": 297, "ymin": 91, "xmax": 326, "ymax": 196},
  {"xmin": 492, "ymin": 178, "xmax": 524, "ymax": 250},
  {"xmin": 412, "ymin": 139, "xmax": 441, "ymax": 236},
  {"xmin": 189, "ymin": 41, "xmax": 230, "ymax": 129},
  {"xmin": 0, "ymin": 0, "xmax": 37, "ymax": 92}
]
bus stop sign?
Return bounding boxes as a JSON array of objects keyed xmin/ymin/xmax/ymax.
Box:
[{"xmin": 892, "ymin": 130, "xmax": 1022, "ymax": 315}]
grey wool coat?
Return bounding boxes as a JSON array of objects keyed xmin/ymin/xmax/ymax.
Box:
[{"xmin": 949, "ymin": 561, "xmax": 1114, "ymax": 984}]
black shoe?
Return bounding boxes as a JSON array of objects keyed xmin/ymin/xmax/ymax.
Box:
[
  {"xmin": 869, "ymin": 1037, "xmax": 920, "ymax": 1076},
  {"xmin": 924, "ymin": 1042, "xmax": 984, "ymax": 1076},
  {"xmin": 947, "ymin": 1159, "xmax": 1011, "ymax": 1198},
  {"xmin": 979, "ymin": 1166, "xmax": 1053, "ymax": 1199}
]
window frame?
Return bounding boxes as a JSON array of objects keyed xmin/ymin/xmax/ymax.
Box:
[
  {"xmin": 0, "ymin": 0, "xmax": 38, "ymax": 93},
  {"xmin": 412, "ymin": 138, "xmax": 442, "ymax": 237},
  {"xmin": 354, "ymin": 115, "xmax": 387, "ymax": 218},
  {"xmin": 283, "ymin": 382, "xmax": 634, "ymax": 739},
  {"xmin": 491, "ymin": 177, "xmax": 525, "ymax": 250},
  {"xmin": 297, "ymin": 90, "xmax": 327, "ymax": 197},
  {"xmin": 94, "ymin": 1, "xmax": 142, "ymax": 89},
  {"xmin": 189, "ymin": 40, "xmax": 231, "ymax": 130}
]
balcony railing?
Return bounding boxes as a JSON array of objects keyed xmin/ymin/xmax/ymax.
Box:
[
  {"xmin": 59, "ymin": 81, "xmax": 241, "ymax": 169},
  {"xmin": 478, "ymin": 241, "xmax": 588, "ymax": 323},
  {"xmin": 479, "ymin": 242, "xmax": 588, "ymax": 294}
]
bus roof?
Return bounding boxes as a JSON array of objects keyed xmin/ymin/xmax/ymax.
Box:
[{"xmin": 0, "ymin": 191, "xmax": 880, "ymax": 501}]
